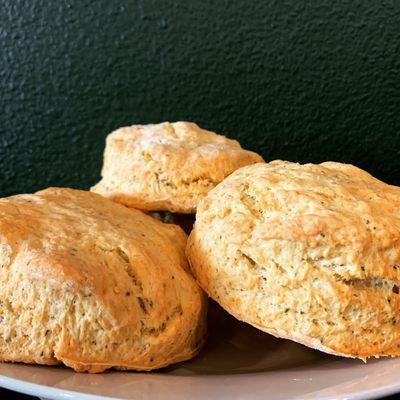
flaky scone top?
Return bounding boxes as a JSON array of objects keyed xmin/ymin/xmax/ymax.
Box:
[{"xmin": 91, "ymin": 121, "xmax": 263, "ymax": 213}]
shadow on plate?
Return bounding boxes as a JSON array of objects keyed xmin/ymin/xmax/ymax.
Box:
[{"xmin": 164, "ymin": 301, "xmax": 335, "ymax": 375}]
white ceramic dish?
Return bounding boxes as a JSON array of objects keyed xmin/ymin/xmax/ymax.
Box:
[{"xmin": 0, "ymin": 304, "xmax": 399, "ymax": 400}]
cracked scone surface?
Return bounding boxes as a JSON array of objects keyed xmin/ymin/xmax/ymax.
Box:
[
  {"xmin": 91, "ymin": 121, "xmax": 264, "ymax": 213},
  {"xmin": 0, "ymin": 188, "xmax": 206, "ymax": 373},
  {"xmin": 187, "ymin": 160, "xmax": 400, "ymax": 359}
]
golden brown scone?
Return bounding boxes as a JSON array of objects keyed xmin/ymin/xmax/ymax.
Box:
[
  {"xmin": 187, "ymin": 160, "xmax": 400, "ymax": 360},
  {"xmin": 0, "ymin": 188, "xmax": 206, "ymax": 373},
  {"xmin": 91, "ymin": 121, "xmax": 264, "ymax": 213}
]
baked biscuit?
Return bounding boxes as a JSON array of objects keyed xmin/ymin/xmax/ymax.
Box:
[
  {"xmin": 91, "ymin": 121, "xmax": 263, "ymax": 213},
  {"xmin": 187, "ymin": 160, "xmax": 400, "ymax": 359},
  {"xmin": 0, "ymin": 188, "xmax": 206, "ymax": 372}
]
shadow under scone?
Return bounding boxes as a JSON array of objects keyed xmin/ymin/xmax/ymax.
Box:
[
  {"xmin": 148, "ymin": 212, "xmax": 195, "ymax": 235},
  {"xmin": 164, "ymin": 301, "xmax": 335, "ymax": 376}
]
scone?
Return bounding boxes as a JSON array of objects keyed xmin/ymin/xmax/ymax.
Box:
[
  {"xmin": 91, "ymin": 121, "xmax": 264, "ymax": 213},
  {"xmin": 0, "ymin": 188, "xmax": 206, "ymax": 372},
  {"xmin": 187, "ymin": 160, "xmax": 400, "ymax": 359}
]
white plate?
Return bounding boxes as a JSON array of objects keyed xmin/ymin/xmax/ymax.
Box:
[{"xmin": 0, "ymin": 304, "xmax": 399, "ymax": 400}]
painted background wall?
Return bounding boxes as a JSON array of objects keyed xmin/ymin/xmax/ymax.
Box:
[{"xmin": 1, "ymin": 0, "xmax": 399, "ymax": 197}]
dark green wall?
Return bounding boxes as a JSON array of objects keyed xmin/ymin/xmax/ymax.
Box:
[{"xmin": 1, "ymin": 0, "xmax": 400, "ymax": 197}]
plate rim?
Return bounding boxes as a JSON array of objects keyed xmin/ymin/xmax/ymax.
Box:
[{"xmin": 0, "ymin": 364, "xmax": 400, "ymax": 400}]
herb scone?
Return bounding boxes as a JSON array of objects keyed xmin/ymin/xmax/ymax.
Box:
[
  {"xmin": 0, "ymin": 188, "xmax": 206, "ymax": 372},
  {"xmin": 91, "ymin": 121, "xmax": 263, "ymax": 213},
  {"xmin": 187, "ymin": 160, "xmax": 400, "ymax": 359}
]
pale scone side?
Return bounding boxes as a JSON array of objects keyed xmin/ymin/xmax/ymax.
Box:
[
  {"xmin": 91, "ymin": 121, "xmax": 264, "ymax": 213},
  {"xmin": 187, "ymin": 161, "xmax": 400, "ymax": 359},
  {"xmin": 0, "ymin": 188, "xmax": 206, "ymax": 372}
]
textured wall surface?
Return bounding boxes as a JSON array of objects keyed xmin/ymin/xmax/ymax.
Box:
[{"xmin": 1, "ymin": 0, "xmax": 400, "ymax": 197}]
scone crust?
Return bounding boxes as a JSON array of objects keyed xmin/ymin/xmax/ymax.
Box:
[
  {"xmin": 91, "ymin": 121, "xmax": 264, "ymax": 213},
  {"xmin": 187, "ymin": 160, "xmax": 400, "ymax": 359},
  {"xmin": 0, "ymin": 188, "xmax": 206, "ymax": 372}
]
